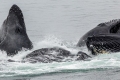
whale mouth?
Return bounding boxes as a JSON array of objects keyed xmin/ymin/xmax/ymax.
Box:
[{"xmin": 86, "ymin": 35, "xmax": 120, "ymax": 55}]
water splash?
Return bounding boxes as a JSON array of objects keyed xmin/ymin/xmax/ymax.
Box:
[{"xmin": 0, "ymin": 35, "xmax": 120, "ymax": 77}]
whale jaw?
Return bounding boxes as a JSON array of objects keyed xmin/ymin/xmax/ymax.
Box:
[{"xmin": 86, "ymin": 35, "xmax": 120, "ymax": 55}]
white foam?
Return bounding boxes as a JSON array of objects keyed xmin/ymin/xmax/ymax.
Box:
[{"xmin": 0, "ymin": 35, "xmax": 120, "ymax": 77}]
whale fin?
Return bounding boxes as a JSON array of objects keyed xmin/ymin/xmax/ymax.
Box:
[{"xmin": 86, "ymin": 35, "xmax": 120, "ymax": 55}]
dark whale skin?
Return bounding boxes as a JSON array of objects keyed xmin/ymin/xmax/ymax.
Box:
[
  {"xmin": 77, "ymin": 19, "xmax": 120, "ymax": 47},
  {"xmin": 0, "ymin": 5, "xmax": 33, "ymax": 56}
]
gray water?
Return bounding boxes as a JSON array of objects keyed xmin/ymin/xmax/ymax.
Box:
[{"xmin": 0, "ymin": 0, "xmax": 120, "ymax": 80}]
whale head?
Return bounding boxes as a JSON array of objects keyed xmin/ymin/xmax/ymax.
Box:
[{"xmin": 0, "ymin": 4, "xmax": 33, "ymax": 56}]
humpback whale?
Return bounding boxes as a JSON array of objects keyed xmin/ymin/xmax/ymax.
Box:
[
  {"xmin": 77, "ymin": 19, "xmax": 120, "ymax": 47},
  {"xmin": 21, "ymin": 49, "xmax": 91, "ymax": 63},
  {"xmin": 0, "ymin": 4, "xmax": 91, "ymax": 63},
  {"xmin": 3, "ymin": 4, "xmax": 120, "ymax": 63},
  {"xmin": 0, "ymin": 5, "xmax": 33, "ymax": 56},
  {"xmin": 22, "ymin": 47, "xmax": 91, "ymax": 63}
]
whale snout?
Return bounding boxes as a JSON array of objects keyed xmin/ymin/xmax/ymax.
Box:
[
  {"xmin": 9, "ymin": 4, "xmax": 23, "ymax": 18},
  {"xmin": 7, "ymin": 4, "xmax": 25, "ymax": 29}
]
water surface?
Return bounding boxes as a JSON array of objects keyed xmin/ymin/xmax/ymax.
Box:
[{"xmin": 0, "ymin": 0, "xmax": 120, "ymax": 80}]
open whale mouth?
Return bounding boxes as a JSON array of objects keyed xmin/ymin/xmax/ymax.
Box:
[{"xmin": 86, "ymin": 35, "xmax": 120, "ymax": 55}]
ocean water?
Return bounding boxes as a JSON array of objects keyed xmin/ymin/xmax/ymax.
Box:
[{"xmin": 0, "ymin": 0, "xmax": 120, "ymax": 80}]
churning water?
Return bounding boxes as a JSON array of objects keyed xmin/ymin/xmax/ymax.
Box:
[{"xmin": 0, "ymin": 0, "xmax": 120, "ymax": 80}]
